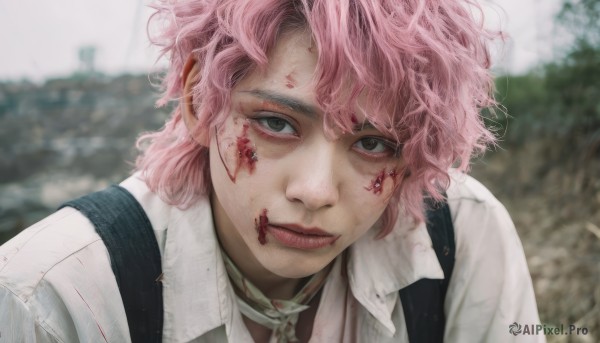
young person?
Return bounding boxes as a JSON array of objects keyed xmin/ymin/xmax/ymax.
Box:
[{"xmin": 0, "ymin": 0, "xmax": 543, "ymax": 342}]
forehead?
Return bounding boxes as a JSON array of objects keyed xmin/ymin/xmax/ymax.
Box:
[
  {"xmin": 234, "ymin": 30, "xmax": 318, "ymax": 105},
  {"xmin": 233, "ymin": 30, "xmax": 378, "ymax": 129}
]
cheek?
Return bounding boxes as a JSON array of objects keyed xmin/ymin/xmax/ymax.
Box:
[
  {"xmin": 345, "ymin": 165, "xmax": 401, "ymax": 233},
  {"xmin": 215, "ymin": 118, "xmax": 258, "ymax": 183},
  {"xmin": 342, "ymin": 170, "xmax": 396, "ymax": 231}
]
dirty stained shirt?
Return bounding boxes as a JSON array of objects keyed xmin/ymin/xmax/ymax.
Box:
[{"xmin": 0, "ymin": 172, "xmax": 545, "ymax": 342}]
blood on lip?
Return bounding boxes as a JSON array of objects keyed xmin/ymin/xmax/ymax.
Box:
[{"xmin": 255, "ymin": 209, "xmax": 269, "ymax": 245}]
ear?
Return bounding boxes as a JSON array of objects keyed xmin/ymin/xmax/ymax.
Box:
[{"xmin": 181, "ymin": 55, "xmax": 209, "ymax": 146}]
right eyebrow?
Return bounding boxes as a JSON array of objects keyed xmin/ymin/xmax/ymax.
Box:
[
  {"xmin": 241, "ymin": 89, "xmax": 318, "ymax": 118},
  {"xmin": 241, "ymin": 89, "xmax": 381, "ymax": 132}
]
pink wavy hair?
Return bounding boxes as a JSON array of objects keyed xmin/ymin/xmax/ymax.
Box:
[{"xmin": 136, "ymin": 0, "xmax": 500, "ymax": 236}]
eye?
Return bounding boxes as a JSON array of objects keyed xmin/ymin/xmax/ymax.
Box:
[
  {"xmin": 255, "ymin": 117, "xmax": 297, "ymax": 134},
  {"xmin": 353, "ymin": 136, "xmax": 399, "ymax": 158},
  {"xmin": 354, "ymin": 137, "xmax": 389, "ymax": 153},
  {"xmin": 356, "ymin": 137, "xmax": 384, "ymax": 152}
]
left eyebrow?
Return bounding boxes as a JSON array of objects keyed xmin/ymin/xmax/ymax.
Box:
[
  {"xmin": 353, "ymin": 121, "xmax": 376, "ymax": 132},
  {"xmin": 241, "ymin": 89, "xmax": 318, "ymax": 118}
]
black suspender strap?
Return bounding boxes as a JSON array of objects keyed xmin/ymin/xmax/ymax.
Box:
[
  {"xmin": 399, "ymin": 197, "xmax": 456, "ymax": 343},
  {"xmin": 60, "ymin": 185, "xmax": 163, "ymax": 343},
  {"xmin": 59, "ymin": 185, "xmax": 453, "ymax": 343}
]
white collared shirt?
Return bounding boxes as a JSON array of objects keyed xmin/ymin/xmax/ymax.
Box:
[{"xmin": 0, "ymin": 172, "xmax": 544, "ymax": 342}]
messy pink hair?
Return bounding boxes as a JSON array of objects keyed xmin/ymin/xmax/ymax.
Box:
[{"xmin": 136, "ymin": 0, "xmax": 499, "ymax": 236}]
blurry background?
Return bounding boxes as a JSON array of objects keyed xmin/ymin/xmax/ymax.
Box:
[{"xmin": 0, "ymin": 0, "xmax": 598, "ymax": 341}]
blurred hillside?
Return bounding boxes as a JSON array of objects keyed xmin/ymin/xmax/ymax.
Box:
[{"xmin": 0, "ymin": 74, "xmax": 170, "ymax": 243}]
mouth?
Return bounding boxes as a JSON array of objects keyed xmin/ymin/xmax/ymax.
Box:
[{"xmin": 268, "ymin": 223, "xmax": 339, "ymax": 249}]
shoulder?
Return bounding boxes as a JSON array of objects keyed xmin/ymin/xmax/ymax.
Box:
[
  {"xmin": 0, "ymin": 207, "xmax": 129, "ymax": 341},
  {"xmin": 445, "ymin": 171, "xmax": 523, "ymax": 266},
  {"xmin": 445, "ymin": 170, "xmax": 515, "ymax": 245},
  {"xmin": 446, "ymin": 170, "xmax": 503, "ymax": 208},
  {"xmin": 0, "ymin": 207, "xmax": 105, "ymax": 300},
  {"xmin": 442, "ymin": 172, "xmax": 542, "ymax": 341}
]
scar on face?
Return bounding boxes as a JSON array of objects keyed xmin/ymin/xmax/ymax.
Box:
[
  {"xmin": 285, "ymin": 73, "xmax": 296, "ymax": 89},
  {"xmin": 365, "ymin": 168, "xmax": 398, "ymax": 195},
  {"xmin": 216, "ymin": 123, "xmax": 258, "ymax": 183},
  {"xmin": 255, "ymin": 209, "xmax": 269, "ymax": 245}
]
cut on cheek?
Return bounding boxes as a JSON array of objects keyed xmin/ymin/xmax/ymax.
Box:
[
  {"xmin": 216, "ymin": 123, "xmax": 258, "ymax": 183},
  {"xmin": 255, "ymin": 209, "xmax": 269, "ymax": 245},
  {"xmin": 365, "ymin": 168, "xmax": 399, "ymax": 195},
  {"xmin": 237, "ymin": 124, "xmax": 258, "ymax": 172}
]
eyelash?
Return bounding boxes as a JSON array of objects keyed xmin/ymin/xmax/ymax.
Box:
[{"xmin": 248, "ymin": 113, "xmax": 400, "ymax": 160}]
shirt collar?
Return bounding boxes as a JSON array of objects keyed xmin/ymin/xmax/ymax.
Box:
[{"xmin": 122, "ymin": 175, "xmax": 444, "ymax": 341}]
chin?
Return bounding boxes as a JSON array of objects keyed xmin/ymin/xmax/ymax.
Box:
[{"xmin": 261, "ymin": 255, "xmax": 334, "ymax": 279}]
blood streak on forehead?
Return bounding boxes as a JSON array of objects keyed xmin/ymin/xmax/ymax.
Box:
[{"xmin": 285, "ymin": 73, "xmax": 296, "ymax": 89}]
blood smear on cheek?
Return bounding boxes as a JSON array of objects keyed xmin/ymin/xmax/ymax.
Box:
[
  {"xmin": 237, "ymin": 123, "xmax": 258, "ymax": 173},
  {"xmin": 217, "ymin": 123, "xmax": 258, "ymax": 183},
  {"xmin": 365, "ymin": 169, "xmax": 398, "ymax": 195},
  {"xmin": 255, "ymin": 209, "xmax": 269, "ymax": 245},
  {"xmin": 366, "ymin": 169, "xmax": 386, "ymax": 195}
]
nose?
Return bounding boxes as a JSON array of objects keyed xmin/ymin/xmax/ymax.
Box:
[{"xmin": 285, "ymin": 142, "xmax": 340, "ymax": 211}]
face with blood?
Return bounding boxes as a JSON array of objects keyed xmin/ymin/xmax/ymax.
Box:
[{"xmin": 208, "ymin": 30, "xmax": 403, "ymax": 279}]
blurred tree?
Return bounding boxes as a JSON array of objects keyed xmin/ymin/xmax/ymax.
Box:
[
  {"xmin": 546, "ymin": 0, "xmax": 600, "ymax": 155},
  {"xmin": 495, "ymin": 0, "xmax": 600, "ymax": 156},
  {"xmin": 558, "ymin": 0, "xmax": 600, "ymax": 48}
]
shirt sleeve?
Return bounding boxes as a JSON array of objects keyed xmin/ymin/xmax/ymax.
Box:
[
  {"xmin": 444, "ymin": 179, "xmax": 545, "ymax": 342},
  {"xmin": 0, "ymin": 208, "xmax": 131, "ymax": 343},
  {"xmin": 0, "ymin": 285, "xmax": 61, "ymax": 343}
]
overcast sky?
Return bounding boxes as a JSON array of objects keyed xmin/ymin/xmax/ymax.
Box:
[{"xmin": 0, "ymin": 0, "xmax": 564, "ymax": 82}]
